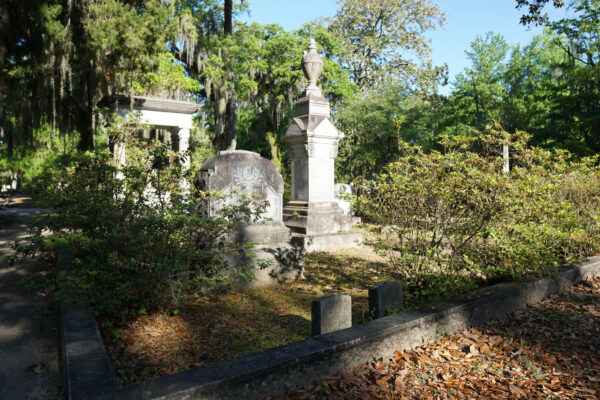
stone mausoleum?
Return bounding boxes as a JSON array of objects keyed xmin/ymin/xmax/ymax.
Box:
[{"xmin": 98, "ymin": 94, "xmax": 201, "ymax": 168}]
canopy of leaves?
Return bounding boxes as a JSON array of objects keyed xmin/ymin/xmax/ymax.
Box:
[
  {"xmin": 1, "ymin": 0, "xmax": 197, "ymax": 152},
  {"xmin": 196, "ymin": 22, "xmax": 354, "ymax": 152},
  {"xmin": 2, "ymin": 0, "xmax": 599, "ymax": 193},
  {"xmin": 516, "ymin": 0, "xmax": 565, "ymax": 25},
  {"xmin": 328, "ymin": 0, "xmax": 446, "ymax": 92}
]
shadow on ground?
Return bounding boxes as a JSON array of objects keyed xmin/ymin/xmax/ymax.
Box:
[{"xmin": 0, "ymin": 209, "xmax": 62, "ymax": 400}]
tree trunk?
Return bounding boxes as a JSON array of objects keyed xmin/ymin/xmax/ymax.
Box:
[
  {"xmin": 220, "ymin": 0, "xmax": 236, "ymax": 151},
  {"xmin": 72, "ymin": 1, "xmax": 95, "ymax": 151},
  {"xmin": 224, "ymin": 0, "xmax": 233, "ymax": 34},
  {"xmin": 223, "ymin": 89, "xmax": 237, "ymax": 151},
  {"xmin": 0, "ymin": 0, "xmax": 9, "ymax": 129},
  {"xmin": 2, "ymin": 117, "xmax": 14, "ymax": 158}
]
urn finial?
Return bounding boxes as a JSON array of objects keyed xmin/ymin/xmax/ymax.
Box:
[{"xmin": 302, "ymin": 38, "xmax": 323, "ymax": 96}]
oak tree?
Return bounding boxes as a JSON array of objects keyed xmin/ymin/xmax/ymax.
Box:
[{"xmin": 328, "ymin": 0, "xmax": 446, "ymax": 92}]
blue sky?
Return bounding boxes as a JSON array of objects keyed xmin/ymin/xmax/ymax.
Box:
[{"xmin": 241, "ymin": 0, "xmax": 571, "ymax": 94}]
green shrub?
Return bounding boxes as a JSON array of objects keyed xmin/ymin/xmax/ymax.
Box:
[
  {"xmin": 355, "ymin": 126, "xmax": 600, "ymax": 283},
  {"xmin": 11, "ymin": 123, "xmax": 265, "ymax": 321}
]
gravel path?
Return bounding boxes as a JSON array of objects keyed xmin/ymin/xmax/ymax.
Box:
[{"xmin": 0, "ymin": 208, "xmax": 63, "ymax": 400}]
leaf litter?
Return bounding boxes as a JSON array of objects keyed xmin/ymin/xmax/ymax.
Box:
[
  {"xmin": 103, "ymin": 247, "xmax": 600, "ymax": 396},
  {"xmin": 271, "ymin": 276, "xmax": 600, "ymax": 399}
]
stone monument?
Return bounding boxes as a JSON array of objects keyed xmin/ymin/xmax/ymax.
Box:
[
  {"xmin": 334, "ymin": 183, "xmax": 354, "ymax": 217},
  {"xmin": 197, "ymin": 150, "xmax": 304, "ymax": 286},
  {"xmin": 283, "ymin": 39, "xmax": 362, "ymax": 251}
]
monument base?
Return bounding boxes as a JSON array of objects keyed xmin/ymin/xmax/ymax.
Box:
[
  {"xmin": 230, "ymin": 244, "xmax": 305, "ymax": 288},
  {"xmin": 290, "ymin": 231, "xmax": 363, "ymax": 252},
  {"xmin": 231, "ymin": 221, "xmax": 291, "ymax": 246},
  {"xmin": 283, "ymin": 201, "xmax": 354, "ymax": 234},
  {"xmin": 226, "ymin": 222, "xmax": 304, "ymax": 287},
  {"xmin": 283, "ymin": 201, "xmax": 362, "ymax": 251}
]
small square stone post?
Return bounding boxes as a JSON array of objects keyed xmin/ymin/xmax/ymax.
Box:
[
  {"xmin": 503, "ymin": 141, "xmax": 509, "ymax": 173},
  {"xmin": 369, "ymin": 281, "xmax": 403, "ymax": 319},
  {"xmin": 311, "ymin": 294, "xmax": 352, "ymax": 336}
]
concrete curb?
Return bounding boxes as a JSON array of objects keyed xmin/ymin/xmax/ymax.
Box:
[
  {"xmin": 58, "ymin": 256, "xmax": 600, "ymax": 400},
  {"xmin": 56, "ymin": 251, "xmax": 119, "ymax": 400}
]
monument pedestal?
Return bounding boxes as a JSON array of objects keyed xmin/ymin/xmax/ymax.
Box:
[{"xmin": 283, "ymin": 201, "xmax": 362, "ymax": 251}]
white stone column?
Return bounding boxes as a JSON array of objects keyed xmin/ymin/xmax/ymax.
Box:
[
  {"xmin": 503, "ymin": 141, "xmax": 510, "ymax": 173},
  {"xmin": 177, "ymin": 127, "xmax": 191, "ymax": 169}
]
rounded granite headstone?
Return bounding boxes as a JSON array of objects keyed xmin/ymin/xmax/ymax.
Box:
[
  {"xmin": 196, "ymin": 150, "xmax": 302, "ymax": 287},
  {"xmin": 197, "ymin": 150, "xmax": 284, "ymax": 223}
]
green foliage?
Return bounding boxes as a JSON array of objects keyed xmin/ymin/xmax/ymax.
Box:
[
  {"xmin": 336, "ymin": 87, "xmax": 408, "ymax": 180},
  {"xmin": 355, "ymin": 126, "xmax": 600, "ymax": 284},
  {"xmin": 3, "ymin": 0, "xmax": 598, "ymax": 186},
  {"xmin": 440, "ymin": 3, "xmax": 600, "ymax": 156},
  {"xmin": 545, "ymin": 0, "xmax": 600, "ymax": 153},
  {"xmin": 453, "ymin": 32, "xmax": 509, "ymax": 129},
  {"xmin": 403, "ymin": 271, "xmax": 478, "ymax": 307},
  {"xmin": 10, "ymin": 123, "xmax": 265, "ymax": 320},
  {"xmin": 0, "ymin": 124, "xmax": 79, "ymax": 192},
  {"xmin": 328, "ymin": 0, "xmax": 446, "ymax": 92},
  {"xmin": 1, "ymin": 0, "xmax": 194, "ymax": 152},
  {"xmin": 196, "ymin": 21, "xmax": 355, "ymax": 155},
  {"xmin": 336, "ymin": 88, "xmax": 448, "ymax": 180},
  {"xmin": 136, "ymin": 52, "xmax": 200, "ymax": 96}
]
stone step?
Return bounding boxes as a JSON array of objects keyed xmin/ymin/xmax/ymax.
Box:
[
  {"xmin": 282, "ymin": 216, "xmax": 308, "ymax": 234},
  {"xmin": 282, "ymin": 209, "xmax": 308, "ymax": 217},
  {"xmin": 282, "ymin": 204, "xmax": 309, "ymax": 217},
  {"xmin": 286, "ymin": 225, "xmax": 307, "ymax": 235}
]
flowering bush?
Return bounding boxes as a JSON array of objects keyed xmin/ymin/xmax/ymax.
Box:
[{"xmin": 355, "ymin": 126, "xmax": 600, "ymax": 289}]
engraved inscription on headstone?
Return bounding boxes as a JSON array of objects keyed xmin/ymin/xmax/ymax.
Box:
[
  {"xmin": 232, "ymin": 165, "xmax": 265, "ymax": 187},
  {"xmin": 198, "ymin": 150, "xmax": 284, "ymax": 224}
]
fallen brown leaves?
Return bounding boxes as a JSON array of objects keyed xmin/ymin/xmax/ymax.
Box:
[
  {"xmin": 104, "ymin": 287, "xmax": 312, "ymax": 384},
  {"xmin": 104, "ymin": 245, "xmax": 397, "ymax": 385},
  {"xmin": 104, "ymin": 313, "xmax": 197, "ymax": 382},
  {"xmin": 272, "ymin": 276, "xmax": 600, "ymax": 399}
]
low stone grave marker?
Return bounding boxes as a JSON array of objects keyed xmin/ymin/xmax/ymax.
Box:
[
  {"xmin": 311, "ymin": 294, "xmax": 351, "ymax": 336},
  {"xmin": 334, "ymin": 183, "xmax": 353, "ymax": 217},
  {"xmin": 369, "ymin": 281, "xmax": 403, "ymax": 319}
]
